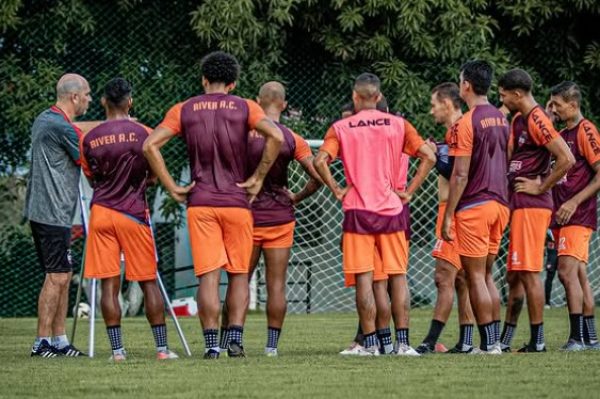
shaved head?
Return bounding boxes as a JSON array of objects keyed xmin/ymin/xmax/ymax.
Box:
[
  {"xmin": 56, "ymin": 73, "xmax": 89, "ymax": 100},
  {"xmin": 258, "ymin": 81, "xmax": 286, "ymax": 107},
  {"xmin": 353, "ymin": 73, "xmax": 381, "ymax": 100}
]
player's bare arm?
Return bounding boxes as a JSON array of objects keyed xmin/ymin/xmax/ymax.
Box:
[
  {"xmin": 143, "ymin": 126, "xmax": 195, "ymax": 203},
  {"xmin": 556, "ymin": 161, "xmax": 600, "ymax": 225},
  {"xmin": 238, "ymin": 118, "xmax": 284, "ymax": 202},
  {"xmin": 442, "ymin": 155, "xmax": 471, "ymax": 241},
  {"xmin": 399, "ymin": 143, "xmax": 436, "ymax": 203},
  {"xmin": 287, "ymin": 156, "xmax": 323, "ymax": 205},
  {"xmin": 314, "ymin": 151, "xmax": 349, "ymax": 202},
  {"xmin": 515, "ymin": 137, "xmax": 574, "ymax": 195}
]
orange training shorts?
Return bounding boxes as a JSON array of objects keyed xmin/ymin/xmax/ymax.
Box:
[
  {"xmin": 187, "ymin": 206, "xmax": 253, "ymax": 276},
  {"xmin": 253, "ymin": 221, "xmax": 295, "ymax": 249},
  {"xmin": 507, "ymin": 208, "xmax": 552, "ymax": 272},
  {"xmin": 343, "ymin": 231, "xmax": 408, "ymax": 287},
  {"xmin": 432, "ymin": 202, "xmax": 461, "ymax": 270},
  {"xmin": 554, "ymin": 225, "xmax": 593, "ymax": 264},
  {"xmin": 454, "ymin": 200, "xmax": 509, "ymax": 258},
  {"xmin": 84, "ymin": 205, "xmax": 156, "ymax": 281}
]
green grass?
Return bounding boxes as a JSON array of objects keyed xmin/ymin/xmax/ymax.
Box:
[{"xmin": 1, "ymin": 308, "xmax": 599, "ymax": 398}]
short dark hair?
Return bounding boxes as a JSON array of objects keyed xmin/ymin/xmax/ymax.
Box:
[
  {"xmin": 341, "ymin": 102, "xmax": 354, "ymax": 114},
  {"xmin": 432, "ymin": 82, "xmax": 461, "ymax": 109},
  {"xmin": 550, "ymin": 81, "xmax": 582, "ymax": 106},
  {"xmin": 498, "ymin": 69, "xmax": 533, "ymax": 92},
  {"xmin": 103, "ymin": 77, "xmax": 132, "ymax": 107},
  {"xmin": 354, "ymin": 73, "xmax": 381, "ymax": 99},
  {"xmin": 200, "ymin": 51, "xmax": 240, "ymax": 85},
  {"xmin": 460, "ymin": 60, "xmax": 493, "ymax": 96}
]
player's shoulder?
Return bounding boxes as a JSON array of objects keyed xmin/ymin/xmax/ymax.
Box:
[{"xmin": 580, "ymin": 118, "xmax": 600, "ymax": 135}]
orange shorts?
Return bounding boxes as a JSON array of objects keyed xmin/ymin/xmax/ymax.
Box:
[
  {"xmin": 507, "ymin": 208, "xmax": 552, "ymax": 272},
  {"xmin": 84, "ymin": 205, "xmax": 156, "ymax": 281},
  {"xmin": 253, "ymin": 221, "xmax": 295, "ymax": 249},
  {"xmin": 187, "ymin": 206, "xmax": 253, "ymax": 276},
  {"xmin": 455, "ymin": 200, "xmax": 509, "ymax": 258},
  {"xmin": 343, "ymin": 231, "xmax": 408, "ymax": 287},
  {"xmin": 554, "ymin": 225, "xmax": 593, "ymax": 264},
  {"xmin": 432, "ymin": 202, "xmax": 461, "ymax": 270}
]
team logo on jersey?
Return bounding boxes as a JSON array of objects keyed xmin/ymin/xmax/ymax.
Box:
[
  {"xmin": 509, "ymin": 160, "xmax": 522, "ymax": 174},
  {"xmin": 518, "ymin": 131, "xmax": 528, "ymax": 146},
  {"xmin": 511, "ymin": 251, "xmax": 520, "ymax": 265}
]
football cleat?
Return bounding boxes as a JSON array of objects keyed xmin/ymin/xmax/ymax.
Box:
[
  {"xmin": 395, "ymin": 344, "xmax": 421, "ymax": 357},
  {"xmin": 31, "ymin": 340, "xmax": 59, "ymax": 358},
  {"xmin": 157, "ymin": 350, "xmax": 179, "ymax": 360},
  {"xmin": 227, "ymin": 342, "xmax": 246, "ymax": 358},
  {"xmin": 415, "ymin": 343, "xmax": 435, "ymax": 355},
  {"xmin": 517, "ymin": 343, "xmax": 546, "ymax": 353},
  {"xmin": 561, "ymin": 339, "xmax": 585, "ymax": 352},
  {"xmin": 265, "ymin": 347, "xmax": 278, "ymax": 357},
  {"xmin": 446, "ymin": 344, "xmax": 473, "ymax": 354},
  {"xmin": 339, "ymin": 342, "xmax": 365, "ymax": 356},
  {"xmin": 203, "ymin": 349, "xmax": 220, "ymax": 359}
]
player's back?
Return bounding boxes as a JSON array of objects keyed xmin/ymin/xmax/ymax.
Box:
[
  {"xmin": 179, "ymin": 93, "xmax": 252, "ymax": 208},
  {"xmin": 452, "ymin": 104, "xmax": 509, "ymax": 210},
  {"xmin": 332, "ymin": 109, "xmax": 406, "ymax": 216},
  {"xmin": 247, "ymin": 121, "xmax": 297, "ymax": 226},
  {"xmin": 82, "ymin": 119, "xmax": 151, "ymax": 221}
]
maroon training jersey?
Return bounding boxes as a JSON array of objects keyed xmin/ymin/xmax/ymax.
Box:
[
  {"xmin": 507, "ymin": 106, "xmax": 559, "ymax": 210},
  {"xmin": 158, "ymin": 93, "xmax": 267, "ymax": 209},
  {"xmin": 248, "ymin": 122, "xmax": 312, "ymax": 227},
  {"xmin": 81, "ymin": 120, "xmax": 152, "ymax": 222},
  {"xmin": 447, "ymin": 104, "xmax": 510, "ymax": 210},
  {"xmin": 552, "ymin": 119, "xmax": 600, "ymax": 230}
]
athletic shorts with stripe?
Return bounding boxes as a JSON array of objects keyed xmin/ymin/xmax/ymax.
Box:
[
  {"xmin": 507, "ymin": 208, "xmax": 552, "ymax": 272},
  {"xmin": 432, "ymin": 201, "xmax": 461, "ymax": 270},
  {"xmin": 552, "ymin": 225, "xmax": 593, "ymax": 264},
  {"xmin": 84, "ymin": 205, "xmax": 156, "ymax": 281}
]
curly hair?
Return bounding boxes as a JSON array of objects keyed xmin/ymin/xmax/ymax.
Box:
[
  {"xmin": 103, "ymin": 77, "xmax": 132, "ymax": 107},
  {"xmin": 200, "ymin": 51, "xmax": 240, "ymax": 85}
]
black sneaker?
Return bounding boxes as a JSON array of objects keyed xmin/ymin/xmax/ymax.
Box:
[
  {"xmin": 31, "ymin": 340, "xmax": 59, "ymax": 358},
  {"xmin": 203, "ymin": 349, "xmax": 220, "ymax": 359},
  {"xmin": 57, "ymin": 344, "xmax": 86, "ymax": 357},
  {"xmin": 446, "ymin": 344, "xmax": 473, "ymax": 354},
  {"xmin": 517, "ymin": 343, "xmax": 546, "ymax": 353},
  {"xmin": 227, "ymin": 341, "xmax": 246, "ymax": 358},
  {"xmin": 500, "ymin": 345, "xmax": 512, "ymax": 353},
  {"xmin": 415, "ymin": 343, "xmax": 435, "ymax": 355}
]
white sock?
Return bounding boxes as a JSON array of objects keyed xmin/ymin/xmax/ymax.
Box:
[
  {"xmin": 33, "ymin": 336, "xmax": 51, "ymax": 350},
  {"xmin": 51, "ymin": 335, "xmax": 69, "ymax": 349}
]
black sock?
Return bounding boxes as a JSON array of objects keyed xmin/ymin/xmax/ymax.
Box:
[
  {"xmin": 423, "ymin": 319, "xmax": 445, "ymax": 347},
  {"xmin": 396, "ymin": 328, "xmax": 409, "ymax": 346},
  {"xmin": 569, "ymin": 314, "xmax": 583, "ymax": 341},
  {"xmin": 529, "ymin": 323, "xmax": 544, "ymax": 348},
  {"xmin": 493, "ymin": 320, "xmax": 501, "ymax": 343},
  {"xmin": 354, "ymin": 324, "xmax": 364, "ymax": 346},
  {"xmin": 458, "ymin": 324, "xmax": 474, "ymax": 347},
  {"xmin": 478, "ymin": 323, "xmax": 496, "ymax": 351},
  {"xmin": 203, "ymin": 329, "xmax": 219, "ymax": 352},
  {"xmin": 376, "ymin": 328, "xmax": 393, "ymax": 353},
  {"xmin": 583, "ymin": 315, "xmax": 598, "ymax": 343},
  {"xmin": 500, "ymin": 322, "xmax": 517, "ymax": 347},
  {"xmin": 151, "ymin": 323, "xmax": 168, "ymax": 352},
  {"xmin": 219, "ymin": 327, "xmax": 229, "ymax": 351},
  {"xmin": 363, "ymin": 332, "xmax": 378, "ymax": 349},
  {"xmin": 106, "ymin": 325, "xmax": 124, "ymax": 353},
  {"xmin": 228, "ymin": 325, "xmax": 244, "ymax": 346},
  {"xmin": 266, "ymin": 327, "xmax": 281, "ymax": 349}
]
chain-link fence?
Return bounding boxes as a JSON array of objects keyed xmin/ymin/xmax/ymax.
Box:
[{"xmin": 2, "ymin": 1, "xmax": 600, "ymax": 317}]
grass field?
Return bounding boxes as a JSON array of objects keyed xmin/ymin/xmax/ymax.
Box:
[{"xmin": 1, "ymin": 308, "xmax": 599, "ymax": 398}]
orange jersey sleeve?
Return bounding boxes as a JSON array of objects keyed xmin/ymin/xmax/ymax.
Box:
[
  {"xmin": 79, "ymin": 139, "xmax": 92, "ymax": 178},
  {"xmin": 320, "ymin": 127, "xmax": 340, "ymax": 161},
  {"xmin": 528, "ymin": 107, "xmax": 559, "ymax": 146},
  {"xmin": 448, "ymin": 111, "xmax": 473, "ymax": 156},
  {"xmin": 245, "ymin": 99, "xmax": 267, "ymax": 130},
  {"xmin": 292, "ymin": 132, "xmax": 312, "ymax": 161},
  {"xmin": 577, "ymin": 120, "xmax": 600, "ymax": 167},
  {"xmin": 402, "ymin": 120, "xmax": 425, "ymax": 157},
  {"xmin": 158, "ymin": 102, "xmax": 183, "ymax": 134}
]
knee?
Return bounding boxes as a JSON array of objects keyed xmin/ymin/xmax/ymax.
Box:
[
  {"xmin": 434, "ymin": 272, "xmax": 454, "ymax": 292},
  {"xmin": 47, "ymin": 272, "xmax": 70, "ymax": 287}
]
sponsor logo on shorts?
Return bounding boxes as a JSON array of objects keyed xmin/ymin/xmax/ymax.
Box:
[
  {"xmin": 511, "ymin": 251, "xmax": 520, "ymax": 265},
  {"xmin": 66, "ymin": 249, "xmax": 73, "ymax": 265},
  {"xmin": 433, "ymin": 239, "xmax": 444, "ymax": 252},
  {"xmin": 558, "ymin": 237, "xmax": 567, "ymax": 251}
]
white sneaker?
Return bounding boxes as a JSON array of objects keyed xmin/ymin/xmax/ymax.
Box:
[
  {"xmin": 469, "ymin": 346, "xmax": 502, "ymax": 355},
  {"xmin": 157, "ymin": 350, "xmax": 179, "ymax": 360},
  {"xmin": 395, "ymin": 344, "xmax": 421, "ymax": 357},
  {"xmin": 265, "ymin": 347, "xmax": 278, "ymax": 357},
  {"xmin": 339, "ymin": 342, "xmax": 365, "ymax": 355},
  {"xmin": 355, "ymin": 345, "xmax": 380, "ymax": 356}
]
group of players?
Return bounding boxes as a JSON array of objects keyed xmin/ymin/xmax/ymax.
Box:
[{"xmin": 25, "ymin": 50, "xmax": 600, "ymax": 360}]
